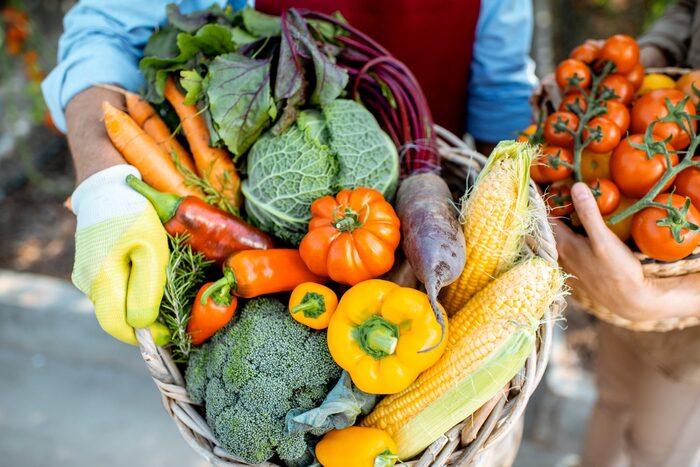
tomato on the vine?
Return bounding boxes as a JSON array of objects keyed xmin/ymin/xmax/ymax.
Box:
[
  {"xmin": 544, "ymin": 111, "xmax": 579, "ymax": 147},
  {"xmin": 601, "ymin": 99, "xmax": 630, "ymax": 134},
  {"xmin": 675, "ymin": 158, "xmax": 700, "ymax": 212},
  {"xmin": 556, "ymin": 59, "xmax": 592, "ymax": 91},
  {"xmin": 588, "ymin": 178, "xmax": 620, "ymax": 215},
  {"xmin": 581, "ymin": 149, "xmax": 612, "ymax": 183},
  {"xmin": 676, "ymin": 69, "xmax": 700, "ymax": 105},
  {"xmin": 583, "ymin": 117, "xmax": 622, "ymax": 153},
  {"xmin": 610, "ymin": 134, "xmax": 678, "ymax": 198},
  {"xmin": 530, "ymin": 159, "xmax": 550, "ymax": 184},
  {"xmin": 540, "ymin": 146, "xmax": 574, "ymax": 181},
  {"xmin": 546, "ymin": 185, "xmax": 574, "ymax": 217},
  {"xmin": 570, "ymin": 42, "xmax": 601, "ymax": 64},
  {"xmin": 631, "ymin": 193, "xmax": 700, "ymax": 262},
  {"xmin": 599, "ymin": 34, "xmax": 640, "ymax": 74},
  {"xmin": 604, "ymin": 195, "xmax": 638, "ymax": 242},
  {"xmin": 559, "ymin": 93, "xmax": 588, "ymax": 113},
  {"xmin": 625, "ymin": 62, "xmax": 645, "ymax": 91},
  {"xmin": 630, "ymin": 89, "xmax": 697, "ymax": 149},
  {"xmin": 601, "ymin": 74, "xmax": 635, "ymax": 105}
]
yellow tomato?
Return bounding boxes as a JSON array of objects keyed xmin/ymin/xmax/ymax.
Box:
[
  {"xmin": 604, "ymin": 196, "xmax": 637, "ymax": 242},
  {"xmin": 676, "ymin": 69, "xmax": 700, "ymax": 105},
  {"xmin": 637, "ymin": 73, "xmax": 676, "ymax": 95},
  {"xmin": 580, "ymin": 149, "xmax": 612, "ymax": 183}
]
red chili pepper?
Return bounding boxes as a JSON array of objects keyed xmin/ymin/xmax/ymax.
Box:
[
  {"xmin": 127, "ymin": 176, "xmax": 274, "ymax": 262},
  {"xmin": 187, "ymin": 271, "xmax": 237, "ymax": 345}
]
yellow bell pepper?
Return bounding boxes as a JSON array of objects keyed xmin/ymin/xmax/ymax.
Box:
[
  {"xmin": 288, "ymin": 282, "xmax": 338, "ymax": 329},
  {"xmin": 316, "ymin": 427, "xmax": 398, "ymax": 467},
  {"xmin": 327, "ymin": 279, "xmax": 447, "ymax": 394}
]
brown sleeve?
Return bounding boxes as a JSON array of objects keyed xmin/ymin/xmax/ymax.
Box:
[{"xmin": 638, "ymin": 0, "xmax": 697, "ymax": 66}]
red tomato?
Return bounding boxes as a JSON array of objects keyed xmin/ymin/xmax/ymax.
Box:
[
  {"xmin": 631, "ymin": 194, "xmax": 700, "ymax": 262},
  {"xmin": 530, "ymin": 160, "xmax": 550, "ymax": 184},
  {"xmin": 570, "ymin": 42, "xmax": 601, "ymax": 64},
  {"xmin": 583, "ymin": 117, "xmax": 622, "ymax": 153},
  {"xmin": 588, "ymin": 178, "xmax": 620, "ymax": 215},
  {"xmin": 610, "ymin": 134, "xmax": 678, "ymax": 198},
  {"xmin": 600, "ymin": 74, "xmax": 635, "ymax": 105},
  {"xmin": 675, "ymin": 158, "xmax": 700, "ymax": 212},
  {"xmin": 540, "ymin": 146, "xmax": 574, "ymax": 181},
  {"xmin": 547, "ymin": 185, "xmax": 574, "ymax": 217},
  {"xmin": 625, "ymin": 62, "xmax": 645, "ymax": 91},
  {"xmin": 559, "ymin": 93, "xmax": 588, "ymax": 113},
  {"xmin": 600, "ymin": 100, "xmax": 630, "ymax": 134},
  {"xmin": 600, "ymin": 34, "xmax": 640, "ymax": 74},
  {"xmin": 556, "ymin": 59, "xmax": 592, "ymax": 91},
  {"xmin": 630, "ymin": 89, "xmax": 697, "ymax": 149},
  {"xmin": 518, "ymin": 124, "xmax": 544, "ymax": 146},
  {"xmin": 544, "ymin": 112, "xmax": 579, "ymax": 147}
]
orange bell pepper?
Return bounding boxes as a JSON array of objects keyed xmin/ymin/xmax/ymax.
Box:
[
  {"xmin": 288, "ymin": 282, "xmax": 338, "ymax": 329},
  {"xmin": 299, "ymin": 187, "xmax": 400, "ymax": 286},
  {"xmin": 327, "ymin": 279, "xmax": 447, "ymax": 394}
]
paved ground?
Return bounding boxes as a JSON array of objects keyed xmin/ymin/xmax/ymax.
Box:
[{"xmin": 0, "ymin": 269, "xmax": 594, "ymax": 467}]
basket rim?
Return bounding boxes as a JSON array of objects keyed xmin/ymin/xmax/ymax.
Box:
[{"xmin": 135, "ymin": 126, "xmax": 562, "ymax": 466}]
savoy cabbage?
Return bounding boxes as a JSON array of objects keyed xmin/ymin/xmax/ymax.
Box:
[{"xmin": 242, "ymin": 100, "xmax": 399, "ymax": 245}]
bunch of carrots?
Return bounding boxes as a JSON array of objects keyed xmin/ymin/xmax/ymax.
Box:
[{"xmin": 102, "ymin": 77, "xmax": 242, "ymax": 213}]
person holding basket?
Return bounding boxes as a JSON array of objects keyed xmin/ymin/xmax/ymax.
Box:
[{"xmin": 554, "ymin": 2, "xmax": 700, "ymax": 465}]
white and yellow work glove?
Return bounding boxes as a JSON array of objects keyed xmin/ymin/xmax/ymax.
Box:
[{"xmin": 71, "ymin": 165, "xmax": 170, "ymax": 346}]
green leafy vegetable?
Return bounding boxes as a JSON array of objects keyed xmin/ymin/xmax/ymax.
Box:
[
  {"xmin": 242, "ymin": 7, "xmax": 281, "ymax": 37},
  {"xmin": 324, "ymin": 99, "xmax": 399, "ymax": 200},
  {"xmin": 140, "ymin": 23, "xmax": 239, "ymax": 102},
  {"xmin": 242, "ymin": 110, "xmax": 337, "ymax": 244},
  {"xmin": 204, "ymin": 53, "xmax": 276, "ymax": 157}
]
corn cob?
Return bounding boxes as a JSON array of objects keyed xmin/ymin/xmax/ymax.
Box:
[
  {"xmin": 362, "ymin": 257, "xmax": 562, "ymax": 459},
  {"xmin": 440, "ymin": 141, "xmax": 533, "ymax": 316}
]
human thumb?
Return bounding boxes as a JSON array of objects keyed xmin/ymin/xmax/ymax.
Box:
[{"xmin": 570, "ymin": 182, "xmax": 611, "ymax": 245}]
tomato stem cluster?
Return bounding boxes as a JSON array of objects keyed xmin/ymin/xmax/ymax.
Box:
[
  {"xmin": 553, "ymin": 61, "xmax": 616, "ymax": 184},
  {"xmin": 607, "ymin": 97, "xmax": 700, "ymax": 227}
]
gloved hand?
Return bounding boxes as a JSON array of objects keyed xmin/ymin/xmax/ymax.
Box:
[{"xmin": 71, "ymin": 164, "xmax": 170, "ymax": 345}]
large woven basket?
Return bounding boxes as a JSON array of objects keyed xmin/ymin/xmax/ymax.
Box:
[
  {"xmin": 533, "ymin": 66, "xmax": 700, "ymax": 332},
  {"xmin": 134, "ymin": 126, "xmax": 563, "ymax": 467}
]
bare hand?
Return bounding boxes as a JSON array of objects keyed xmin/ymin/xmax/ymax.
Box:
[{"xmin": 552, "ymin": 183, "xmax": 662, "ymax": 321}]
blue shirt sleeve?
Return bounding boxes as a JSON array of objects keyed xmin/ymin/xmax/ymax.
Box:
[
  {"xmin": 466, "ymin": 0, "xmax": 538, "ymax": 143},
  {"xmin": 41, "ymin": 0, "xmax": 230, "ymax": 133}
]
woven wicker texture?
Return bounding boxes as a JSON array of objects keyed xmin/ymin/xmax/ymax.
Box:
[
  {"xmin": 533, "ymin": 66, "xmax": 700, "ymax": 332},
  {"xmin": 135, "ymin": 126, "xmax": 563, "ymax": 466}
]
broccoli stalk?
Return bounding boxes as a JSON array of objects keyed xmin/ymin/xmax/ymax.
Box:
[{"xmin": 185, "ymin": 298, "xmax": 341, "ymax": 465}]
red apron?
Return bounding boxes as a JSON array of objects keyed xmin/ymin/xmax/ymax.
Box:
[{"xmin": 256, "ymin": 0, "xmax": 480, "ymax": 135}]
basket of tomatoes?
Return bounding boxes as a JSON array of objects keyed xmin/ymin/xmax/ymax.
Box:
[{"xmin": 524, "ymin": 34, "xmax": 700, "ymax": 332}]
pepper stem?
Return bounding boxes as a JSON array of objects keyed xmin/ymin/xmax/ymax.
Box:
[
  {"xmin": 374, "ymin": 450, "xmax": 399, "ymax": 467},
  {"xmin": 200, "ymin": 268, "xmax": 236, "ymax": 306},
  {"xmin": 126, "ymin": 174, "xmax": 182, "ymax": 223},
  {"xmin": 291, "ymin": 292, "xmax": 326, "ymax": 318},
  {"xmin": 333, "ymin": 205, "xmax": 369, "ymax": 232},
  {"xmin": 355, "ymin": 315, "xmax": 399, "ymax": 359}
]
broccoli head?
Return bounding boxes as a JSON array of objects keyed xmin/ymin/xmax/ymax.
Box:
[{"xmin": 185, "ymin": 297, "xmax": 341, "ymax": 465}]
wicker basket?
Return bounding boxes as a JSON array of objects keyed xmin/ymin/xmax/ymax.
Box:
[
  {"xmin": 133, "ymin": 125, "xmax": 563, "ymax": 467},
  {"xmin": 533, "ymin": 66, "xmax": 700, "ymax": 332}
]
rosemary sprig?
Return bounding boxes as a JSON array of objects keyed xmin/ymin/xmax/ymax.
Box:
[{"xmin": 160, "ymin": 234, "xmax": 213, "ymax": 363}]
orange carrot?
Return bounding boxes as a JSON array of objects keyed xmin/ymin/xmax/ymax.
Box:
[
  {"xmin": 163, "ymin": 76, "xmax": 242, "ymax": 208},
  {"xmin": 124, "ymin": 92, "xmax": 197, "ymax": 174},
  {"xmin": 102, "ymin": 101, "xmax": 203, "ymax": 199}
]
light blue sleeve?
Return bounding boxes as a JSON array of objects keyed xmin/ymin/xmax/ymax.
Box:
[
  {"xmin": 41, "ymin": 0, "xmax": 232, "ymax": 133},
  {"xmin": 466, "ymin": 0, "xmax": 538, "ymax": 143}
]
